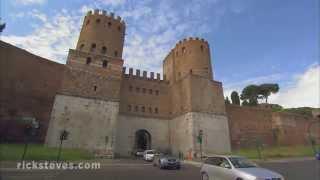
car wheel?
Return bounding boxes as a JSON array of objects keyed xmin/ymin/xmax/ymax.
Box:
[{"xmin": 201, "ymin": 172, "xmax": 209, "ymax": 180}]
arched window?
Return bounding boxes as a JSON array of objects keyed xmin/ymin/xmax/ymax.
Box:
[
  {"xmin": 142, "ymin": 88, "xmax": 146, "ymax": 93},
  {"xmin": 155, "ymin": 90, "xmax": 159, "ymax": 96},
  {"xmin": 149, "ymin": 89, "xmax": 153, "ymax": 94},
  {"xmin": 96, "ymin": 18, "xmax": 101, "ymax": 23},
  {"xmin": 127, "ymin": 105, "xmax": 132, "ymax": 111},
  {"xmin": 142, "ymin": 106, "xmax": 145, "ymax": 112},
  {"xmin": 102, "ymin": 60, "xmax": 108, "ymax": 68},
  {"xmin": 118, "ymin": 26, "xmax": 121, "ymax": 31},
  {"xmin": 155, "ymin": 108, "xmax": 158, "ymax": 114},
  {"xmin": 200, "ymin": 45, "xmax": 204, "ymax": 52},
  {"xmin": 108, "ymin": 22, "xmax": 112, "ymax": 27},
  {"xmin": 86, "ymin": 57, "xmax": 92, "ymax": 65},
  {"xmin": 114, "ymin": 51, "xmax": 118, "ymax": 57},
  {"xmin": 86, "ymin": 20, "xmax": 90, "ymax": 25},
  {"xmin": 129, "ymin": 86, "xmax": 133, "ymax": 92},
  {"xmin": 135, "ymin": 106, "xmax": 139, "ymax": 112},
  {"xmin": 101, "ymin": 46, "xmax": 107, "ymax": 54},
  {"xmin": 93, "ymin": 86, "xmax": 97, "ymax": 91},
  {"xmin": 136, "ymin": 87, "xmax": 140, "ymax": 93}
]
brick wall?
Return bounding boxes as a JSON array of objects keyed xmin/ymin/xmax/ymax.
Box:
[{"xmin": 0, "ymin": 41, "xmax": 64, "ymax": 142}]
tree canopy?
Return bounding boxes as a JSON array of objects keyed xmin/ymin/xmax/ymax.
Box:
[
  {"xmin": 258, "ymin": 83, "xmax": 279, "ymax": 103},
  {"xmin": 231, "ymin": 91, "xmax": 240, "ymax": 105},
  {"xmin": 240, "ymin": 83, "xmax": 279, "ymax": 106},
  {"xmin": 240, "ymin": 85, "xmax": 259, "ymax": 106},
  {"xmin": 225, "ymin": 97, "xmax": 231, "ymax": 105}
]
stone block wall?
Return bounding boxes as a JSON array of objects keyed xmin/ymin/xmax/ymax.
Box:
[
  {"xmin": 170, "ymin": 112, "xmax": 231, "ymax": 158},
  {"xmin": 45, "ymin": 94, "xmax": 119, "ymax": 155}
]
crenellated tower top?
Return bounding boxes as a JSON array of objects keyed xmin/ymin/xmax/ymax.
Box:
[
  {"xmin": 163, "ymin": 37, "xmax": 213, "ymax": 83},
  {"xmin": 76, "ymin": 9, "xmax": 126, "ymax": 59}
]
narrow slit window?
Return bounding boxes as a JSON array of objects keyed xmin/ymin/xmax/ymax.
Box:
[
  {"xmin": 135, "ymin": 106, "xmax": 138, "ymax": 112},
  {"xmin": 79, "ymin": 44, "xmax": 84, "ymax": 50},
  {"xmin": 114, "ymin": 51, "xmax": 118, "ymax": 57},
  {"xmin": 93, "ymin": 86, "xmax": 97, "ymax": 91},
  {"xmin": 91, "ymin": 43, "xmax": 96, "ymax": 52},
  {"xmin": 155, "ymin": 108, "xmax": 158, "ymax": 114},
  {"xmin": 86, "ymin": 57, "xmax": 92, "ymax": 65},
  {"xmin": 101, "ymin": 46, "xmax": 107, "ymax": 54},
  {"xmin": 127, "ymin": 105, "xmax": 132, "ymax": 111},
  {"xmin": 182, "ymin": 47, "xmax": 186, "ymax": 54},
  {"xmin": 102, "ymin": 60, "xmax": 108, "ymax": 68}
]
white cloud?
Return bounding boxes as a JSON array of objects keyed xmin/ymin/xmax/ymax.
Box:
[
  {"xmin": 3, "ymin": 0, "xmax": 244, "ymax": 72},
  {"xmin": 269, "ymin": 64, "xmax": 320, "ymax": 108},
  {"xmin": 2, "ymin": 10, "xmax": 82, "ymax": 64},
  {"xmin": 99, "ymin": 0, "xmax": 126, "ymax": 7},
  {"xmin": 15, "ymin": 0, "xmax": 46, "ymax": 5}
]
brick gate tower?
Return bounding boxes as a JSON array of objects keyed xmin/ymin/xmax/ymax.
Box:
[
  {"xmin": 46, "ymin": 9, "xmax": 231, "ymax": 158},
  {"xmin": 46, "ymin": 9, "xmax": 126, "ymax": 157}
]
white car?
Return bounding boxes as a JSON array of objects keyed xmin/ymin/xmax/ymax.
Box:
[
  {"xmin": 200, "ymin": 155, "xmax": 285, "ymax": 180},
  {"xmin": 143, "ymin": 150, "xmax": 156, "ymax": 161}
]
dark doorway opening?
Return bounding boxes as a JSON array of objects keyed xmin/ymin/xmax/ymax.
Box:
[{"xmin": 135, "ymin": 129, "xmax": 151, "ymax": 151}]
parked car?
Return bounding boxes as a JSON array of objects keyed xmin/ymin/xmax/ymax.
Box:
[
  {"xmin": 153, "ymin": 154, "xmax": 181, "ymax": 169},
  {"xmin": 143, "ymin": 150, "xmax": 156, "ymax": 161},
  {"xmin": 134, "ymin": 149, "xmax": 145, "ymax": 157},
  {"xmin": 200, "ymin": 155, "xmax": 284, "ymax": 180}
]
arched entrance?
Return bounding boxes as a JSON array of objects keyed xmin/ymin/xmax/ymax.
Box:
[{"xmin": 135, "ymin": 129, "xmax": 151, "ymax": 151}]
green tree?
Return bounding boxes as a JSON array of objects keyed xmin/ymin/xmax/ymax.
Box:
[
  {"xmin": 242, "ymin": 100, "xmax": 249, "ymax": 106},
  {"xmin": 225, "ymin": 97, "xmax": 231, "ymax": 105},
  {"xmin": 231, "ymin": 91, "xmax": 240, "ymax": 105},
  {"xmin": 240, "ymin": 85, "xmax": 259, "ymax": 106},
  {"xmin": 258, "ymin": 84, "xmax": 279, "ymax": 103}
]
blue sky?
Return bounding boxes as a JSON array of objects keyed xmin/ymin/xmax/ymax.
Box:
[{"xmin": 1, "ymin": 0, "xmax": 319, "ymax": 108}]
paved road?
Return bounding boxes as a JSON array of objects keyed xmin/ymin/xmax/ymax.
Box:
[
  {"xmin": 260, "ymin": 159, "xmax": 320, "ymax": 180},
  {"xmin": 1, "ymin": 159, "xmax": 319, "ymax": 180}
]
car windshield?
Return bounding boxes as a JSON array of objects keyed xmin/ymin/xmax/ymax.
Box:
[
  {"xmin": 146, "ymin": 151, "xmax": 154, "ymax": 154},
  {"xmin": 229, "ymin": 157, "xmax": 257, "ymax": 168}
]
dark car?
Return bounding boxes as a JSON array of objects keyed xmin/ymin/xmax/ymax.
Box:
[{"xmin": 153, "ymin": 154, "xmax": 181, "ymax": 169}]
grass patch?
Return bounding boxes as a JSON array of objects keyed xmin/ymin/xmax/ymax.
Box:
[
  {"xmin": 232, "ymin": 145, "xmax": 320, "ymax": 159},
  {"xmin": 0, "ymin": 144, "xmax": 94, "ymax": 161}
]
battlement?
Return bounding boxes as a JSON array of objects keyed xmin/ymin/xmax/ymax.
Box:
[
  {"xmin": 174, "ymin": 37, "xmax": 209, "ymax": 48},
  {"xmin": 122, "ymin": 67, "xmax": 168, "ymax": 82},
  {"xmin": 86, "ymin": 9, "xmax": 125, "ymax": 25},
  {"xmin": 164, "ymin": 37, "xmax": 210, "ymax": 61}
]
